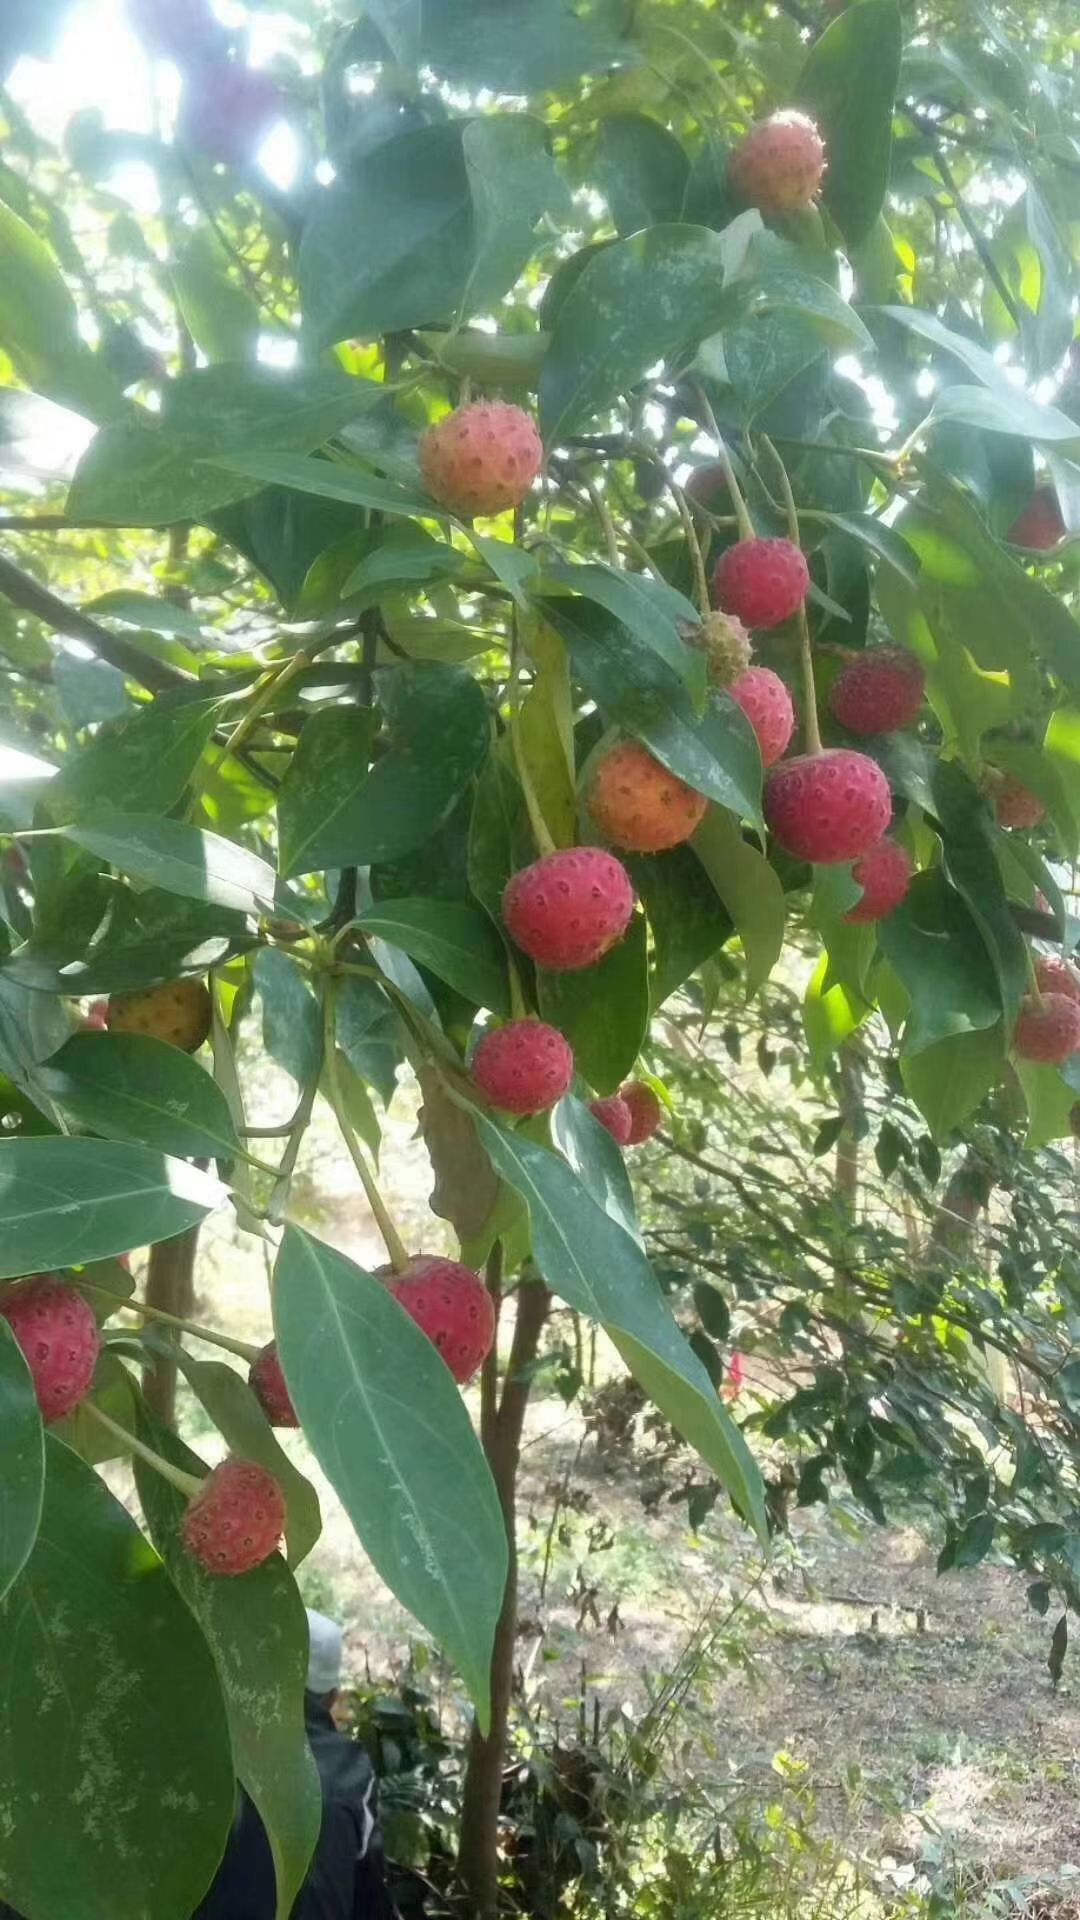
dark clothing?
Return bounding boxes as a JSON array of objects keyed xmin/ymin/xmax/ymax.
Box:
[{"xmin": 194, "ymin": 1696, "xmax": 390, "ymax": 1920}]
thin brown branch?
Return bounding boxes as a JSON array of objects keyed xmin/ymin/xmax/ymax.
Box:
[{"xmin": 0, "ymin": 553, "xmax": 189, "ymax": 693}]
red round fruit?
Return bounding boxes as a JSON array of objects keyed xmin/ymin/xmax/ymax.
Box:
[
  {"xmin": 993, "ymin": 773, "xmax": 1046, "ymax": 830},
  {"xmin": 471, "ymin": 1019, "xmax": 574, "ymax": 1116},
  {"xmin": 183, "ymin": 1458, "xmax": 286, "ymax": 1577},
  {"xmin": 502, "ymin": 848, "xmax": 635, "ymax": 972},
  {"xmin": 0, "ymin": 1276, "xmax": 101, "ymax": 1423},
  {"xmin": 844, "ymin": 838, "xmax": 913, "ymax": 924},
  {"xmin": 765, "ymin": 749, "xmax": 892, "ymax": 864},
  {"xmin": 588, "ymin": 741, "xmax": 708, "ymax": 854},
  {"xmin": 620, "ymin": 1082, "xmax": 663, "ymax": 1145},
  {"xmin": 829, "ymin": 647, "xmax": 926, "ymax": 736},
  {"xmin": 1014, "ymin": 991, "xmax": 1080, "ymax": 1066},
  {"xmin": 590, "ymin": 1095, "xmax": 633, "ymax": 1146},
  {"xmin": 729, "ymin": 666, "xmax": 796, "ymax": 767},
  {"xmin": 713, "ymin": 538, "xmax": 810, "ymax": 630},
  {"xmin": 1006, "ymin": 487, "xmax": 1066, "ymax": 551},
  {"xmin": 249, "ymin": 1342, "xmax": 298, "ymax": 1428},
  {"xmin": 391, "ymin": 1255, "xmax": 495, "ymax": 1385},
  {"xmin": 729, "ymin": 111, "xmax": 827, "ymax": 215},
  {"xmin": 1034, "ymin": 955, "xmax": 1080, "ymax": 1005},
  {"xmin": 420, "ymin": 401, "xmax": 542, "ymax": 518}
]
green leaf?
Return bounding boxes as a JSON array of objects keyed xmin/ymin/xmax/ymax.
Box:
[
  {"xmin": 342, "ymin": 664, "xmax": 490, "ymax": 866},
  {"xmin": 357, "ymin": 898, "xmax": 511, "ymax": 1014},
  {"xmin": 0, "ymin": 1139, "xmax": 223, "ymax": 1277},
  {"xmin": 642, "ymin": 693, "xmax": 764, "ymax": 827},
  {"xmin": 4, "ymin": 892, "xmax": 254, "ymax": 996},
  {"xmin": 796, "ymin": 0, "xmax": 902, "ymax": 246},
  {"xmin": 931, "ymin": 759, "xmax": 1028, "ymax": 1028},
  {"xmin": 692, "ymin": 811, "xmax": 785, "ymax": 990},
  {"xmin": 170, "ymin": 227, "xmax": 262, "ymax": 364},
  {"xmin": 0, "ymin": 200, "xmax": 123, "ymax": 421},
  {"xmin": 539, "ymin": 560, "xmax": 705, "ymax": 700},
  {"xmin": 82, "ymin": 590, "xmax": 209, "ymax": 644},
  {"xmin": 517, "ymin": 624, "xmax": 576, "ymax": 849},
  {"xmin": 62, "ymin": 812, "xmax": 278, "ymax": 915},
  {"xmin": 590, "ymin": 114, "xmax": 689, "ymax": 237},
  {"xmin": 0, "ymin": 1318, "xmax": 43, "ymax": 1604},
  {"xmin": 551, "ymin": 1093, "xmax": 641, "ymax": 1249},
  {"xmin": 876, "ymin": 308, "xmax": 1080, "ymax": 452},
  {"xmin": 1017, "ymin": 1060, "xmax": 1078, "ymax": 1150},
  {"xmin": 472, "ymin": 1115, "xmax": 767, "ymax": 1541},
  {"xmin": 467, "ymin": 754, "xmax": 534, "ymax": 929},
  {"xmin": 629, "ymin": 845, "xmax": 732, "ymax": 1009},
  {"xmin": 803, "ymin": 951, "xmax": 869, "ymax": 1067},
  {"xmin": 540, "ymin": 224, "xmax": 737, "ymax": 441},
  {"xmin": 459, "ymin": 116, "xmax": 566, "ymax": 323},
  {"xmin": 538, "ymin": 913, "xmax": 649, "ymax": 1095},
  {"xmin": 206, "ymin": 449, "xmax": 435, "ymax": 518},
  {"xmin": 879, "ymin": 870, "xmax": 1002, "ymax": 1054},
  {"xmin": 173, "ymin": 1355, "xmax": 322, "ymax": 1568},
  {"xmin": 0, "ymin": 1435, "xmax": 234, "ymax": 1920},
  {"xmin": 37, "ymin": 1031, "xmax": 241, "ymax": 1160},
  {"xmin": 47, "ymin": 696, "xmax": 223, "ymax": 824},
  {"xmin": 252, "ymin": 947, "xmax": 322, "ymax": 1092},
  {"xmin": 278, "ymin": 707, "xmax": 377, "ymax": 879},
  {"xmin": 335, "ymin": 975, "xmax": 402, "ymax": 1106},
  {"xmin": 273, "ymin": 1225, "xmax": 509, "ymax": 1725},
  {"xmin": 724, "ymin": 309, "xmax": 827, "ymax": 427},
  {"xmin": 135, "ymin": 1423, "xmax": 321, "ymax": 1920},
  {"xmin": 900, "ymin": 1024, "xmax": 1006, "ymax": 1141},
  {"xmin": 422, "ymin": 0, "xmax": 625, "ymax": 91}
]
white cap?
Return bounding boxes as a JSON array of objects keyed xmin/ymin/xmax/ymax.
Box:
[{"xmin": 305, "ymin": 1608, "xmax": 343, "ymax": 1694}]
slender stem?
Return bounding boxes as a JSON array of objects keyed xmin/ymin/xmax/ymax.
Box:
[
  {"xmin": 83, "ymin": 1402, "xmax": 203, "ymax": 1498},
  {"xmin": 85, "ymin": 1281, "xmax": 259, "ymax": 1361},
  {"xmin": 506, "ymin": 615, "xmax": 557, "ymax": 859},
  {"xmin": 202, "ymin": 648, "xmax": 312, "ymax": 791},
  {"xmin": 921, "ymin": 138, "xmax": 1026, "ymax": 336},
  {"xmin": 669, "ymin": 480, "xmax": 712, "ymax": 617},
  {"xmin": 323, "ymin": 984, "xmax": 410, "ymax": 1272},
  {"xmin": 581, "ymin": 475, "xmax": 621, "ymax": 569},
  {"xmin": 1024, "ymin": 945, "xmax": 1045, "ymax": 1008},
  {"xmin": 693, "ymin": 385, "xmax": 755, "ymax": 541},
  {"xmin": 265, "ymin": 1030, "xmax": 324, "ymax": 1226},
  {"xmin": 0, "ymin": 554, "xmax": 188, "ymax": 694},
  {"xmin": 762, "ymin": 436, "xmax": 821, "ymax": 756}
]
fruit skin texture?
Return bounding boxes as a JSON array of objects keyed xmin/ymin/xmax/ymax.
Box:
[
  {"xmin": 472, "ymin": 1020, "xmax": 574, "ymax": 1116},
  {"xmin": 729, "ymin": 667, "xmax": 796, "ymax": 767},
  {"xmin": 693, "ymin": 610, "xmax": 753, "ymax": 687},
  {"xmin": 421, "ymin": 402, "xmax": 542, "ymax": 518},
  {"xmin": 590, "ymin": 1096, "xmax": 633, "ymax": 1146},
  {"xmin": 1035, "ymin": 955, "xmax": 1080, "ymax": 1004},
  {"xmin": 107, "ymin": 978, "xmax": 212, "ymax": 1052},
  {"xmin": 0, "ymin": 1276, "xmax": 101, "ymax": 1423},
  {"xmin": 183, "ymin": 1458, "xmax": 286, "ymax": 1577},
  {"xmin": 503, "ymin": 848, "xmax": 635, "ymax": 972},
  {"xmin": 829, "ymin": 647, "xmax": 926, "ymax": 736},
  {"xmin": 713, "ymin": 538, "xmax": 810, "ymax": 630},
  {"xmin": 390, "ymin": 1256, "xmax": 496, "ymax": 1385},
  {"xmin": 620, "ymin": 1082, "xmax": 663, "ymax": 1145},
  {"xmin": 993, "ymin": 773, "xmax": 1046, "ymax": 830},
  {"xmin": 729, "ymin": 111, "xmax": 827, "ymax": 214},
  {"xmin": 1014, "ymin": 991, "xmax": 1080, "ymax": 1066},
  {"xmin": 249, "ymin": 1342, "xmax": 298, "ymax": 1428},
  {"xmin": 844, "ymin": 838, "xmax": 913, "ymax": 924},
  {"xmin": 1007, "ymin": 487, "xmax": 1066, "ymax": 551},
  {"xmin": 765, "ymin": 749, "xmax": 892, "ymax": 864},
  {"xmin": 588, "ymin": 741, "xmax": 708, "ymax": 854}
]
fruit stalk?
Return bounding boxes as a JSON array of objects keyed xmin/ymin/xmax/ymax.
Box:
[
  {"xmin": 693, "ymin": 383, "xmax": 756, "ymax": 542},
  {"xmin": 82, "ymin": 1280, "xmax": 259, "ymax": 1362},
  {"xmin": 763, "ymin": 436, "xmax": 821, "ymax": 755},
  {"xmin": 83, "ymin": 1401, "xmax": 203, "ymax": 1499},
  {"xmin": 323, "ymin": 984, "xmax": 410, "ymax": 1273}
]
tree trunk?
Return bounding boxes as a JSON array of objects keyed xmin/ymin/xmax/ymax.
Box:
[
  {"xmin": 456, "ymin": 1275, "xmax": 550, "ymax": 1918},
  {"xmin": 141, "ymin": 1227, "xmax": 200, "ymax": 1428}
]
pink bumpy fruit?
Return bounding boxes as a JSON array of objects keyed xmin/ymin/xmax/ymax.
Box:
[
  {"xmin": 503, "ymin": 848, "xmax": 635, "ymax": 972},
  {"xmin": 729, "ymin": 667, "xmax": 796, "ymax": 767},
  {"xmin": 1006, "ymin": 487, "xmax": 1066, "ymax": 551},
  {"xmin": 588, "ymin": 741, "xmax": 707, "ymax": 854},
  {"xmin": 844, "ymin": 839, "xmax": 913, "ymax": 924},
  {"xmin": 829, "ymin": 647, "xmax": 926, "ymax": 736},
  {"xmin": 0, "ymin": 1276, "xmax": 101, "ymax": 1423},
  {"xmin": 182, "ymin": 1459, "xmax": 286, "ymax": 1576},
  {"xmin": 590, "ymin": 1095, "xmax": 633, "ymax": 1146},
  {"xmin": 249, "ymin": 1342, "xmax": 298, "ymax": 1428},
  {"xmin": 765, "ymin": 749, "xmax": 892, "ymax": 864},
  {"xmin": 391, "ymin": 1256, "xmax": 496, "ymax": 1385},
  {"xmin": 421, "ymin": 401, "xmax": 542, "ymax": 518},
  {"xmin": 713, "ymin": 537, "xmax": 810, "ymax": 630},
  {"xmin": 993, "ymin": 773, "xmax": 1046, "ymax": 830},
  {"xmin": 472, "ymin": 1019, "xmax": 574, "ymax": 1116},
  {"xmin": 729, "ymin": 111, "xmax": 827, "ymax": 214},
  {"xmin": 1035, "ymin": 955, "xmax": 1080, "ymax": 1005},
  {"xmin": 1014, "ymin": 991, "xmax": 1080, "ymax": 1066},
  {"xmin": 620, "ymin": 1082, "xmax": 663, "ymax": 1145}
]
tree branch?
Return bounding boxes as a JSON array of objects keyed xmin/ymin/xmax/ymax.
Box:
[{"xmin": 0, "ymin": 553, "xmax": 189, "ymax": 693}]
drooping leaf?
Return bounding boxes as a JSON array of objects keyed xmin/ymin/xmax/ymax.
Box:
[
  {"xmin": 61, "ymin": 813, "xmax": 278, "ymax": 916},
  {"xmin": 253, "ymin": 948, "xmax": 323, "ymax": 1093},
  {"xmin": 797, "ymin": 0, "xmax": 902, "ymax": 246},
  {"xmin": 340, "ymin": 664, "xmax": 491, "ymax": 866},
  {"xmin": 692, "ymin": 811, "xmax": 785, "ymax": 990},
  {"xmin": 879, "ymin": 870, "xmax": 1002, "ymax": 1054},
  {"xmin": 458, "ymin": 116, "xmax": 567, "ymax": 322},
  {"xmin": 551, "ymin": 1093, "xmax": 641, "ymax": 1249},
  {"xmin": 901, "ymin": 1023, "xmax": 1006, "ymax": 1141},
  {"xmin": 0, "ymin": 1318, "xmax": 44, "ymax": 1604},
  {"xmin": 590, "ymin": 114, "xmax": 689, "ymax": 237},
  {"xmin": 0, "ymin": 1436, "xmax": 235, "ymax": 1920},
  {"xmin": 538, "ymin": 914, "xmax": 649, "ymax": 1094},
  {"xmin": 0, "ymin": 1139, "xmax": 223, "ymax": 1277},
  {"xmin": 277, "ymin": 707, "xmax": 377, "ymax": 879},
  {"xmin": 273, "ymin": 1225, "xmax": 508, "ymax": 1725},
  {"xmin": 36, "ymin": 1031, "xmax": 242, "ymax": 1160},
  {"xmin": 629, "ymin": 845, "xmax": 732, "ymax": 1009},
  {"xmin": 0, "ymin": 200, "xmax": 123, "ymax": 421},
  {"xmin": 357, "ymin": 898, "xmax": 511, "ymax": 1014},
  {"xmin": 3, "ymin": 891, "xmax": 255, "ymax": 996},
  {"xmin": 45, "ymin": 695, "xmax": 224, "ymax": 827}
]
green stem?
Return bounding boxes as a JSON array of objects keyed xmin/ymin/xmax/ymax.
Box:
[
  {"xmin": 201, "ymin": 647, "xmax": 313, "ymax": 794},
  {"xmin": 507, "ymin": 618, "xmax": 557, "ymax": 859},
  {"xmin": 265, "ymin": 1031, "xmax": 324, "ymax": 1226},
  {"xmin": 694, "ymin": 385, "xmax": 755, "ymax": 541},
  {"xmin": 83, "ymin": 1402, "xmax": 203, "ymax": 1498},
  {"xmin": 323, "ymin": 984, "xmax": 410, "ymax": 1272},
  {"xmin": 669, "ymin": 480, "xmax": 712, "ymax": 618},
  {"xmin": 762, "ymin": 436, "xmax": 821, "ymax": 756},
  {"xmin": 85, "ymin": 1282, "xmax": 259, "ymax": 1362},
  {"xmin": 581, "ymin": 475, "xmax": 621, "ymax": 569}
]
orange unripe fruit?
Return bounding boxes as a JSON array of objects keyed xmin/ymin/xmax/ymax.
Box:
[{"xmin": 588, "ymin": 742, "xmax": 708, "ymax": 854}]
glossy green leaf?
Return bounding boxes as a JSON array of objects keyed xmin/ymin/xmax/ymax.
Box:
[
  {"xmin": 37, "ymin": 1031, "xmax": 241, "ymax": 1159},
  {"xmin": 173, "ymin": 1355, "xmax": 322, "ymax": 1568},
  {"xmin": 0, "ymin": 1318, "xmax": 44, "ymax": 1604},
  {"xmin": 538, "ymin": 913, "xmax": 649, "ymax": 1095},
  {"xmin": 538, "ymin": 560, "xmax": 705, "ymax": 699},
  {"xmin": 467, "ymin": 754, "xmax": 534, "ymax": 929},
  {"xmin": 358, "ymin": 898, "xmax": 511, "ymax": 1014},
  {"xmin": 517, "ymin": 625, "xmax": 577, "ymax": 850},
  {"xmin": 803, "ymin": 951, "xmax": 869, "ymax": 1067},
  {"xmin": 335, "ymin": 975, "xmax": 402, "ymax": 1106},
  {"xmin": 879, "ymin": 870, "xmax": 1002, "ymax": 1054},
  {"xmin": 1017, "ymin": 1060, "xmax": 1077, "ymax": 1150},
  {"xmin": 590, "ymin": 114, "xmax": 689, "ymax": 236},
  {"xmin": 277, "ymin": 707, "xmax": 377, "ymax": 878},
  {"xmin": 136, "ymin": 1423, "xmax": 321, "ymax": 1920},
  {"xmin": 207, "ymin": 449, "xmax": 435, "ymax": 518},
  {"xmin": 629, "ymin": 845, "xmax": 732, "ymax": 1009},
  {"xmin": 47, "ymin": 696, "xmax": 223, "ymax": 826},
  {"xmin": 62, "ymin": 813, "xmax": 278, "ymax": 915},
  {"xmin": 459, "ymin": 116, "xmax": 566, "ymax": 322},
  {"xmin": 473, "ymin": 1115, "xmax": 767, "ymax": 1541},
  {"xmin": 901, "ymin": 1023, "xmax": 1006, "ymax": 1141},
  {"xmin": 422, "ymin": 0, "xmax": 624, "ymax": 91},
  {"xmin": 3, "ymin": 892, "xmax": 254, "ymax": 997},
  {"xmin": 797, "ymin": 0, "xmax": 902, "ymax": 245},
  {"xmin": 0, "ymin": 1139, "xmax": 223, "ymax": 1277},
  {"xmin": 643, "ymin": 693, "xmax": 764, "ymax": 827},
  {"xmin": 170, "ymin": 227, "xmax": 262, "ymax": 364},
  {"xmin": 931, "ymin": 759, "xmax": 1028, "ymax": 1027},
  {"xmin": 692, "ymin": 811, "xmax": 785, "ymax": 990},
  {"xmin": 253, "ymin": 949, "xmax": 322, "ymax": 1092},
  {"xmin": 551, "ymin": 1093, "xmax": 641, "ymax": 1249},
  {"xmin": 341, "ymin": 664, "xmax": 490, "ymax": 866},
  {"xmin": 0, "ymin": 1436, "xmax": 234, "ymax": 1920},
  {"xmin": 273, "ymin": 1225, "xmax": 508, "ymax": 1725}
]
